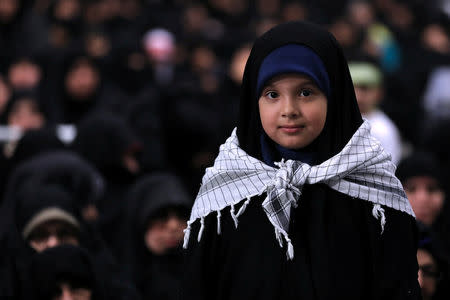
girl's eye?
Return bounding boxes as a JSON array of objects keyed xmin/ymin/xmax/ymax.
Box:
[
  {"xmin": 299, "ymin": 89, "xmax": 312, "ymax": 97},
  {"xmin": 266, "ymin": 91, "xmax": 279, "ymax": 99}
]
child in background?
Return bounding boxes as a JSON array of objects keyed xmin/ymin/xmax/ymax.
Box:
[
  {"xmin": 182, "ymin": 21, "xmax": 420, "ymax": 299},
  {"xmin": 348, "ymin": 61, "xmax": 403, "ymax": 164}
]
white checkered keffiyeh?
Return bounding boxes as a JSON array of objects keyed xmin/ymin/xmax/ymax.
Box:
[{"xmin": 183, "ymin": 120, "xmax": 414, "ymax": 260}]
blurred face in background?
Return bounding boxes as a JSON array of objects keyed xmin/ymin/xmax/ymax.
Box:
[
  {"xmin": 328, "ymin": 18, "xmax": 358, "ymax": 50},
  {"xmin": 281, "ymin": 2, "xmax": 307, "ymax": 22},
  {"xmin": 54, "ymin": 0, "xmax": 81, "ymax": 21},
  {"xmin": 7, "ymin": 98, "xmax": 45, "ymax": 130},
  {"xmin": 347, "ymin": 1, "xmax": 375, "ymax": 29},
  {"xmin": 53, "ymin": 282, "xmax": 92, "ymax": 300},
  {"xmin": 28, "ymin": 220, "xmax": 80, "ymax": 252},
  {"xmin": 354, "ymin": 84, "xmax": 382, "ymax": 115},
  {"xmin": 0, "ymin": 76, "xmax": 11, "ymax": 114},
  {"xmin": 417, "ymin": 248, "xmax": 440, "ymax": 300},
  {"xmin": 422, "ymin": 24, "xmax": 450, "ymax": 54},
  {"xmin": 229, "ymin": 44, "xmax": 251, "ymax": 84},
  {"xmin": 144, "ymin": 212, "xmax": 186, "ymax": 255},
  {"xmin": 0, "ymin": 0, "xmax": 19, "ymax": 23},
  {"xmin": 8, "ymin": 59, "xmax": 42, "ymax": 90},
  {"xmin": 65, "ymin": 59, "xmax": 100, "ymax": 100},
  {"xmin": 403, "ymin": 176, "xmax": 445, "ymax": 226}
]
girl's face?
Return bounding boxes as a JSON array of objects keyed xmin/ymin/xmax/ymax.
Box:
[{"xmin": 259, "ymin": 73, "xmax": 327, "ymax": 149}]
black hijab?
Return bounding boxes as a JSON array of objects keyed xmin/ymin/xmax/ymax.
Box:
[
  {"xmin": 237, "ymin": 21, "xmax": 362, "ymax": 163},
  {"xmin": 30, "ymin": 245, "xmax": 99, "ymax": 300}
]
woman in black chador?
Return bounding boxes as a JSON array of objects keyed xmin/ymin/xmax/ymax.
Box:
[{"xmin": 181, "ymin": 21, "xmax": 421, "ymax": 300}]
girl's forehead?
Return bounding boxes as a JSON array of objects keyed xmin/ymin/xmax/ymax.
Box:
[{"xmin": 266, "ymin": 73, "xmax": 315, "ymax": 82}]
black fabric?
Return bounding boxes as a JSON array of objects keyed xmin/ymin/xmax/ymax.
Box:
[
  {"xmin": 15, "ymin": 182, "xmax": 78, "ymax": 236},
  {"xmin": 182, "ymin": 21, "xmax": 421, "ymax": 300},
  {"xmin": 396, "ymin": 152, "xmax": 443, "ymax": 188},
  {"xmin": 2, "ymin": 150, "xmax": 105, "ymax": 217},
  {"xmin": 126, "ymin": 95, "xmax": 168, "ymax": 172},
  {"xmin": 29, "ymin": 244, "xmax": 142, "ymax": 300},
  {"xmin": 72, "ymin": 112, "xmax": 142, "ymax": 261},
  {"xmin": 9, "ymin": 127, "xmax": 66, "ymax": 169},
  {"xmin": 73, "ymin": 112, "xmax": 141, "ymax": 176},
  {"xmin": 0, "ymin": 127, "xmax": 65, "ymax": 204},
  {"xmin": 30, "ymin": 245, "xmax": 97, "ymax": 300}
]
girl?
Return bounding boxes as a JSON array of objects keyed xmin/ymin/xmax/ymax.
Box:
[{"xmin": 182, "ymin": 21, "xmax": 420, "ymax": 300}]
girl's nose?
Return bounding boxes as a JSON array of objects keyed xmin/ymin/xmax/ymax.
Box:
[{"xmin": 281, "ymin": 97, "xmax": 299, "ymax": 118}]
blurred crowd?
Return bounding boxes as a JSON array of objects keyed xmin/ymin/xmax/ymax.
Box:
[{"xmin": 0, "ymin": 0, "xmax": 449, "ymax": 299}]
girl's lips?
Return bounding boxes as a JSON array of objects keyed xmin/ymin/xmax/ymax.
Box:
[{"xmin": 279, "ymin": 125, "xmax": 304, "ymax": 133}]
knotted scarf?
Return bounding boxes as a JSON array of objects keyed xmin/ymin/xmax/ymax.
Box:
[{"xmin": 183, "ymin": 120, "xmax": 414, "ymax": 259}]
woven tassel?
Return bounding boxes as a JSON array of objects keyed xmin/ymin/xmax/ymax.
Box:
[
  {"xmin": 274, "ymin": 228, "xmax": 283, "ymax": 248},
  {"xmin": 197, "ymin": 217, "xmax": 205, "ymax": 242},
  {"xmin": 236, "ymin": 197, "xmax": 251, "ymax": 218},
  {"xmin": 284, "ymin": 235, "xmax": 294, "ymax": 260},
  {"xmin": 217, "ymin": 210, "xmax": 222, "ymax": 235},
  {"xmin": 230, "ymin": 204, "xmax": 239, "ymax": 228},
  {"xmin": 372, "ymin": 204, "xmax": 386, "ymax": 234},
  {"xmin": 183, "ymin": 221, "xmax": 192, "ymax": 249}
]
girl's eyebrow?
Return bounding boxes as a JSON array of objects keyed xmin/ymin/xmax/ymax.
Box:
[
  {"xmin": 300, "ymin": 79, "xmax": 317, "ymax": 86},
  {"xmin": 262, "ymin": 82, "xmax": 275, "ymax": 89}
]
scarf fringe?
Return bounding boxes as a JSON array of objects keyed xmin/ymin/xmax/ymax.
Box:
[
  {"xmin": 275, "ymin": 228, "xmax": 283, "ymax": 247},
  {"xmin": 230, "ymin": 204, "xmax": 239, "ymax": 228},
  {"xmin": 183, "ymin": 220, "xmax": 193, "ymax": 249},
  {"xmin": 274, "ymin": 228, "xmax": 294, "ymax": 260},
  {"xmin": 236, "ymin": 197, "xmax": 251, "ymax": 218},
  {"xmin": 372, "ymin": 204, "xmax": 386, "ymax": 234},
  {"xmin": 217, "ymin": 210, "xmax": 221, "ymax": 235},
  {"xmin": 197, "ymin": 217, "xmax": 205, "ymax": 242},
  {"xmin": 184, "ymin": 193, "xmax": 262, "ymax": 248},
  {"xmin": 286, "ymin": 237, "xmax": 294, "ymax": 260}
]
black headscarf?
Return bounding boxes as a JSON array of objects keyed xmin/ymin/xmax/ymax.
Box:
[
  {"xmin": 72, "ymin": 112, "xmax": 142, "ymax": 179},
  {"xmin": 14, "ymin": 182, "xmax": 80, "ymax": 239},
  {"xmin": 30, "ymin": 245, "xmax": 99, "ymax": 300},
  {"xmin": 396, "ymin": 151, "xmax": 444, "ymax": 189},
  {"xmin": 237, "ymin": 21, "xmax": 362, "ymax": 164}
]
